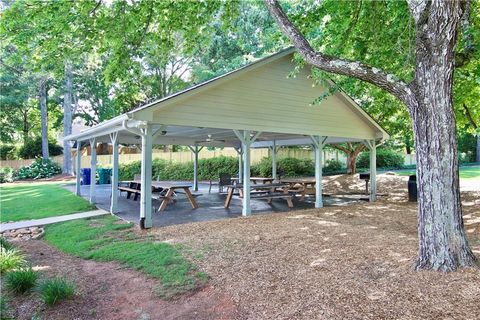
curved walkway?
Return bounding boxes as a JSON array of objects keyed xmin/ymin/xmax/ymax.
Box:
[{"xmin": 0, "ymin": 209, "xmax": 109, "ymax": 232}]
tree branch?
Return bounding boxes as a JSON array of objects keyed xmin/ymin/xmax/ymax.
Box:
[
  {"xmin": 263, "ymin": 0, "xmax": 412, "ymax": 103},
  {"xmin": 463, "ymin": 103, "xmax": 478, "ymax": 130}
]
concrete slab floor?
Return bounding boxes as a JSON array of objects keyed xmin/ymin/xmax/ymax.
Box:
[{"xmin": 62, "ymin": 182, "xmax": 362, "ymax": 228}]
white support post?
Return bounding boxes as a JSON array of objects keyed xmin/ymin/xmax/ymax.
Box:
[
  {"xmin": 271, "ymin": 140, "xmax": 277, "ymax": 180},
  {"xmin": 234, "ymin": 130, "xmax": 262, "ymax": 216},
  {"xmin": 89, "ymin": 138, "xmax": 97, "ymax": 204},
  {"xmin": 311, "ymin": 136, "xmax": 327, "ymax": 208},
  {"xmin": 110, "ymin": 132, "xmax": 119, "ymax": 213},
  {"xmin": 189, "ymin": 145, "xmax": 203, "ymax": 191},
  {"xmin": 140, "ymin": 124, "xmax": 153, "ymax": 228},
  {"xmin": 363, "ymin": 140, "xmax": 377, "ymax": 202},
  {"xmin": 243, "ymin": 131, "xmax": 252, "ymax": 216},
  {"xmin": 236, "ymin": 147, "xmax": 243, "ymax": 183},
  {"xmin": 369, "ymin": 140, "xmax": 377, "ymax": 202},
  {"xmin": 75, "ymin": 141, "xmax": 82, "ymax": 196}
]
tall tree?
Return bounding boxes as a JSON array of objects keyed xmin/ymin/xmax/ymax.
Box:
[
  {"xmin": 63, "ymin": 61, "xmax": 73, "ymax": 174},
  {"xmin": 264, "ymin": 0, "xmax": 477, "ymax": 271},
  {"xmin": 38, "ymin": 75, "xmax": 48, "ymax": 159}
]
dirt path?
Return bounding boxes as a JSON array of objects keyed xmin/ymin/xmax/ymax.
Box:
[{"xmin": 11, "ymin": 240, "xmax": 237, "ymax": 320}]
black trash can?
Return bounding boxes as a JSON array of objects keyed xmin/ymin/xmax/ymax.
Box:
[
  {"xmin": 81, "ymin": 168, "xmax": 91, "ymax": 185},
  {"xmin": 408, "ymin": 175, "xmax": 417, "ymax": 202}
]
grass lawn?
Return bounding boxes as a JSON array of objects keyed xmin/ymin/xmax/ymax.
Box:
[
  {"xmin": 44, "ymin": 215, "xmax": 207, "ymax": 297},
  {"xmin": 395, "ymin": 165, "xmax": 480, "ymax": 179},
  {"xmin": 0, "ymin": 183, "xmax": 95, "ymax": 222}
]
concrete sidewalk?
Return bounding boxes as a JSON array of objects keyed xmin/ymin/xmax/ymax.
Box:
[{"xmin": 0, "ymin": 209, "xmax": 110, "ymax": 232}]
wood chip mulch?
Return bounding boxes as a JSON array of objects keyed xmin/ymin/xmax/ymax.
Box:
[{"xmin": 147, "ymin": 184, "xmax": 480, "ymax": 320}]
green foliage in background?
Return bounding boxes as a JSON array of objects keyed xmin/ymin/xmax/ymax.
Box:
[
  {"xmin": 0, "ymin": 167, "xmax": 14, "ymax": 183},
  {"xmin": 119, "ymin": 156, "xmax": 238, "ymax": 181},
  {"xmin": 0, "ymin": 145, "xmax": 16, "ymax": 160},
  {"xmin": 356, "ymin": 149, "xmax": 404, "ymax": 169},
  {"xmin": 17, "ymin": 137, "xmax": 63, "ymax": 159}
]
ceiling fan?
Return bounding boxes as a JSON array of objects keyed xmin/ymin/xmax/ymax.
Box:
[{"xmin": 195, "ymin": 134, "xmax": 226, "ymax": 144}]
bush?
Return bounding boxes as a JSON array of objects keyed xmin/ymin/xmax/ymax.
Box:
[
  {"xmin": 0, "ymin": 248, "xmax": 26, "ymax": 273},
  {"xmin": 0, "ymin": 167, "xmax": 14, "ymax": 183},
  {"xmin": 323, "ymin": 159, "xmax": 344, "ymax": 173},
  {"xmin": 0, "ymin": 296, "xmax": 13, "ymax": 320},
  {"xmin": 118, "ymin": 160, "xmax": 142, "ymax": 181},
  {"xmin": 17, "ymin": 137, "xmax": 63, "ymax": 159},
  {"xmin": 197, "ymin": 156, "xmax": 238, "ymax": 180},
  {"xmin": 119, "ymin": 156, "xmax": 239, "ymax": 181},
  {"xmin": 4, "ymin": 267, "xmax": 38, "ymax": 294},
  {"xmin": 14, "ymin": 157, "xmax": 61, "ymax": 180},
  {"xmin": 0, "ymin": 238, "xmax": 14, "ymax": 251},
  {"xmin": 457, "ymin": 131, "xmax": 477, "ymax": 163},
  {"xmin": 356, "ymin": 149, "xmax": 404, "ymax": 169},
  {"xmin": 251, "ymin": 157, "xmax": 315, "ymax": 177},
  {"xmin": 0, "ymin": 145, "xmax": 16, "ymax": 160},
  {"xmin": 38, "ymin": 277, "xmax": 75, "ymax": 306}
]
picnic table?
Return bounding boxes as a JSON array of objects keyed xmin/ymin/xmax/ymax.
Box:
[
  {"xmin": 281, "ymin": 178, "xmax": 316, "ymax": 201},
  {"xmin": 119, "ymin": 181, "xmax": 199, "ymax": 212},
  {"xmin": 249, "ymin": 177, "xmax": 275, "ymax": 184},
  {"xmin": 223, "ymin": 182, "xmax": 293, "ymax": 209}
]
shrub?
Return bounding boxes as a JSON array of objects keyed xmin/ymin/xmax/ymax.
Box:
[
  {"xmin": 251, "ymin": 157, "xmax": 315, "ymax": 177},
  {"xmin": 0, "ymin": 296, "xmax": 13, "ymax": 320},
  {"xmin": 119, "ymin": 156, "xmax": 239, "ymax": 181},
  {"xmin": 4, "ymin": 267, "xmax": 38, "ymax": 294},
  {"xmin": 0, "ymin": 167, "xmax": 14, "ymax": 184},
  {"xmin": 0, "ymin": 248, "xmax": 26, "ymax": 273},
  {"xmin": 119, "ymin": 160, "xmax": 142, "ymax": 181},
  {"xmin": 0, "ymin": 145, "xmax": 16, "ymax": 160},
  {"xmin": 17, "ymin": 137, "xmax": 63, "ymax": 159},
  {"xmin": 14, "ymin": 157, "xmax": 61, "ymax": 180},
  {"xmin": 197, "ymin": 156, "xmax": 238, "ymax": 180},
  {"xmin": 356, "ymin": 149, "xmax": 404, "ymax": 169},
  {"xmin": 38, "ymin": 277, "xmax": 75, "ymax": 306},
  {"xmin": 323, "ymin": 159, "xmax": 344, "ymax": 173},
  {"xmin": 0, "ymin": 238, "xmax": 14, "ymax": 251}
]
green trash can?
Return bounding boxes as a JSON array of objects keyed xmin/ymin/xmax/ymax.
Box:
[{"xmin": 97, "ymin": 168, "xmax": 112, "ymax": 184}]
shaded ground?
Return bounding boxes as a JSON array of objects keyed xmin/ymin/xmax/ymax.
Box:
[{"xmin": 6, "ymin": 174, "xmax": 480, "ymax": 320}]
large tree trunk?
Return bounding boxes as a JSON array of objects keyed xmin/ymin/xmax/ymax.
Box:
[
  {"xmin": 332, "ymin": 143, "xmax": 365, "ymax": 175},
  {"xmin": 63, "ymin": 61, "xmax": 73, "ymax": 175},
  {"xmin": 346, "ymin": 153, "xmax": 356, "ymax": 174},
  {"xmin": 39, "ymin": 77, "xmax": 49, "ymax": 160},
  {"xmin": 407, "ymin": 0, "xmax": 476, "ymax": 271}
]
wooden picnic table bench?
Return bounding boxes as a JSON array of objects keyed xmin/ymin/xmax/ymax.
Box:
[
  {"xmin": 224, "ymin": 182, "xmax": 293, "ymax": 209},
  {"xmin": 118, "ymin": 182, "xmax": 142, "ymax": 201},
  {"xmin": 281, "ymin": 178, "xmax": 317, "ymax": 201},
  {"xmin": 121, "ymin": 181, "xmax": 199, "ymax": 212}
]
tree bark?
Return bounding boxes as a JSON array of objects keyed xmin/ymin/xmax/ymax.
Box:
[
  {"xmin": 39, "ymin": 76, "xmax": 49, "ymax": 160},
  {"xmin": 264, "ymin": 0, "xmax": 477, "ymax": 271},
  {"xmin": 63, "ymin": 61, "xmax": 73, "ymax": 175},
  {"xmin": 331, "ymin": 143, "xmax": 365, "ymax": 174},
  {"xmin": 408, "ymin": 0, "xmax": 476, "ymax": 270}
]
